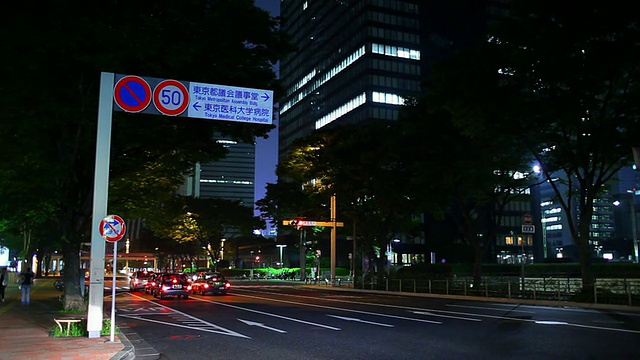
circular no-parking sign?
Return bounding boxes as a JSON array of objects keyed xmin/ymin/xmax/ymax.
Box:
[
  {"xmin": 99, "ymin": 214, "xmax": 127, "ymax": 242},
  {"xmin": 113, "ymin": 76, "xmax": 152, "ymax": 113},
  {"xmin": 153, "ymin": 79, "xmax": 189, "ymax": 116}
]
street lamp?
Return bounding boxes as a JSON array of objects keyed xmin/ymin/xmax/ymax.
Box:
[
  {"xmin": 276, "ymin": 245, "xmax": 287, "ymax": 268},
  {"xmin": 613, "ymin": 190, "xmax": 638, "ymax": 263},
  {"xmin": 629, "ymin": 190, "xmax": 639, "ymax": 263},
  {"xmin": 386, "ymin": 239, "xmax": 400, "ymax": 275}
]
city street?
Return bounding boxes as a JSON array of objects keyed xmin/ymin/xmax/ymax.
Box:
[{"xmin": 110, "ymin": 281, "xmax": 640, "ymax": 360}]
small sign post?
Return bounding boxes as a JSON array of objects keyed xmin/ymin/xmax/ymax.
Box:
[{"xmin": 99, "ymin": 214, "xmax": 126, "ymax": 342}]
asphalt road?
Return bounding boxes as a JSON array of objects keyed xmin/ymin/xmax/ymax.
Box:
[{"xmin": 110, "ymin": 280, "xmax": 640, "ymax": 360}]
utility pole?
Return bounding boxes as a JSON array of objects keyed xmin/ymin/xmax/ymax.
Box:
[
  {"xmin": 283, "ymin": 196, "xmax": 343, "ymax": 285},
  {"xmin": 299, "ymin": 230, "xmax": 306, "ymax": 281},
  {"xmin": 330, "ymin": 194, "xmax": 337, "ymax": 283}
]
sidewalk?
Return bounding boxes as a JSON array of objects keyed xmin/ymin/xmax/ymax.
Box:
[{"xmin": 0, "ymin": 277, "xmax": 134, "ymax": 360}]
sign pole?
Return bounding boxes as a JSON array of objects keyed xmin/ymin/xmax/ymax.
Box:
[
  {"xmin": 87, "ymin": 72, "xmax": 114, "ymax": 338},
  {"xmin": 110, "ymin": 242, "xmax": 117, "ymax": 342}
]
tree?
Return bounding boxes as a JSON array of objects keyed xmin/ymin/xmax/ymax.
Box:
[
  {"xmin": 0, "ymin": 0, "xmax": 293, "ymax": 310},
  {"xmin": 397, "ymin": 95, "xmax": 536, "ymax": 285},
  {"xmin": 484, "ymin": 1, "xmax": 640, "ymax": 293},
  {"xmin": 167, "ymin": 198, "xmax": 264, "ymax": 270},
  {"xmin": 267, "ymin": 122, "xmax": 422, "ymax": 282},
  {"xmin": 414, "ymin": 1, "xmax": 640, "ymax": 293}
]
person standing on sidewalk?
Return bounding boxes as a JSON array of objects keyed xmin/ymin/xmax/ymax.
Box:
[
  {"xmin": 19, "ymin": 267, "xmax": 34, "ymax": 305},
  {"xmin": 0, "ymin": 267, "xmax": 7, "ymax": 302}
]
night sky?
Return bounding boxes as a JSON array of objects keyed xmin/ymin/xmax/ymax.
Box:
[{"xmin": 253, "ymin": 0, "xmax": 280, "ymax": 217}]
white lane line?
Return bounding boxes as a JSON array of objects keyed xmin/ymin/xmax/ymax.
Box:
[
  {"xmin": 412, "ymin": 311, "xmax": 481, "ymax": 322},
  {"xmin": 232, "ymin": 293, "xmax": 441, "ymax": 325},
  {"xmin": 233, "ymin": 289, "xmax": 640, "ymax": 333},
  {"xmin": 238, "ymin": 319, "xmax": 287, "ymax": 333},
  {"xmin": 446, "ymin": 304, "xmax": 533, "ymax": 313},
  {"xmin": 122, "ymin": 293, "xmax": 250, "ymax": 338},
  {"xmin": 118, "ymin": 314, "xmax": 249, "ymax": 338},
  {"xmin": 327, "ymin": 315, "xmax": 395, "ymax": 327},
  {"xmin": 193, "ymin": 297, "xmax": 341, "ymax": 330}
]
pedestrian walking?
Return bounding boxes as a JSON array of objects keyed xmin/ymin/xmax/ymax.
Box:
[
  {"xmin": 19, "ymin": 267, "xmax": 34, "ymax": 305},
  {"xmin": 0, "ymin": 267, "xmax": 7, "ymax": 302}
]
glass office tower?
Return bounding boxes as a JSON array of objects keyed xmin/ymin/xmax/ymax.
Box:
[{"xmin": 278, "ymin": 0, "xmax": 493, "ymax": 161}]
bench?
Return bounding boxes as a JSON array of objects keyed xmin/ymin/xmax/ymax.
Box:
[{"xmin": 54, "ymin": 318, "xmax": 82, "ymax": 335}]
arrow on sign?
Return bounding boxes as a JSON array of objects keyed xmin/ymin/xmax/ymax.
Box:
[
  {"xmin": 327, "ymin": 315, "xmax": 394, "ymax": 327},
  {"xmin": 261, "ymin": 93, "xmax": 270, "ymax": 101},
  {"xmin": 238, "ymin": 319, "xmax": 287, "ymax": 333},
  {"xmin": 192, "ymin": 101, "xmax": 201, "ymax": 111}
]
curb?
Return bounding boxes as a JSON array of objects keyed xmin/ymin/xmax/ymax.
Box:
[{"xmin": 111, "ymin": 329, "xmax": 136, "ymax": 360}]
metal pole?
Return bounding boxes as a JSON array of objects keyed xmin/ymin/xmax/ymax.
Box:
[
  {"xmin": 330, "ymin": 194, "xmax": 337, "ymax": 283},
  {"xmin": 87, "ymin": 72, "xmax": 113, "ymax": 338},
  {"xmin": 110, "ymin": 242, "xmax": 117, "ymax": 342},
  {"xmin": 630, "ymin": 191, "xmax": 638, "ymax": 263},
  {"xmin": 521, "ymin": 234, "xmax": 525, "ymax": 291},
  {"xmin": 352, "ymin": 220, "xmax": 356, "ymax": 287},
  {"xmin": 299, "ymin": 230, "xmax": 306, "ymax": 281}
]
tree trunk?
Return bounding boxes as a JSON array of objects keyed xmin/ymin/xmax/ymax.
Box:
[
  {"xmin": 576, "ymin": 189, "xmax": 596, "ymax": 297},
  {"xmin": 577, "ymin": 223, "xmax": 595, "ymax": 295},
  {"xmin": 472, "ymin": 245, "xmax": 484, "ymax": 288},
  {"xmin": 61, "ymin": 241, "xmax": 85, "ymax": 311}
]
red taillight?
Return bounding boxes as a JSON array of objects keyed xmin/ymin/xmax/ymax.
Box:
[
  {"xmin": 187, "ymin": 285, "xmax": 192, "ymax": 291},
  {"xmin": 172, "ymin": 279, "xmax": 178, "ymax": 283},
  {"xmin": 225, "ymin": 282, "xmax": 231, "ymax": 289},
  {"xmin": 162, "ymin": 285, "xmax": 170, "ymax": 291},
  {"xmin": 204, "ymin": 284, "xmax": 210, "ymax": 288}
]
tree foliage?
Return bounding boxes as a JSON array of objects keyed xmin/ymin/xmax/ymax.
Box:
[
  {"xmin": 166, "ymin": 197, "xmax": 264, "ymax": 269},
  {"xmin": 0, "ymin": 0, "xmax": 293, "ymax": 310},
  {"xmin": 486, "ymin": 0, "xmax": 640, "ymax": 290},
  {"xmin": 262, "ymin": 122, "xmax": 422, "ymax": 280}
]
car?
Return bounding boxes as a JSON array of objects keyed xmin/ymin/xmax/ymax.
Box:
[
  {"xmin": 129, "ymin": 270, "xmax": 153, "ymax": 292},
  {"xmin": 190, "ymin": 273, "xmax": 231, "ymax": 295},
  {"xmin": 153, "ymin": 273, "xmax": 191, "ymax": 299},
  {"xmin": 144, "ymin": 273, "xmax": 164, "ymax": 294}
]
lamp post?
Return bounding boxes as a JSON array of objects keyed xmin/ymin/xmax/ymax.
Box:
[
  {"xmin": 386, "ymin": 239, "xmax": 400, "ymax": 275},
  {"xmin": 614, "ymin": 190, "xmax": 638, "ymax": 263},
  {"xmin": 276, "ymin": 244, "xmax": 287, "ymax": 268},
  {"xmin": 628, "ymin": 190, "xmax": 639, "ymax": 263}
]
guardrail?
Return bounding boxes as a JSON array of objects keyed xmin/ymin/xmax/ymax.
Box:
[{"xmin": 320, "ymin": 276, "xmax": 640, "ymax": 307}]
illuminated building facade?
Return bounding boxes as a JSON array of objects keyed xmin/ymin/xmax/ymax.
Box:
[{"xmin": 278, "ymin": 0, "xmax": 497, "ymax": 161}]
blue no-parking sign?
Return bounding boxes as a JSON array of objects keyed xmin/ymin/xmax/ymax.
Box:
[{"xmin": 113, "ymin": 76, "xmax": 152, "ymax": 113}]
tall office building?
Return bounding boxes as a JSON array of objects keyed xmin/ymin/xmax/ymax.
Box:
[
  {"xmin": 180, "ymin": 137, "xmax": 256, "ymax": 207},
  {"xmin": 278, "ymin": 0, "xmax": 494, "ymax": 160}
]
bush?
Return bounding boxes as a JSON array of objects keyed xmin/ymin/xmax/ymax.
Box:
[{"xmin": 50, "ymin": 318, "xmax": 116, "ymax": 337}]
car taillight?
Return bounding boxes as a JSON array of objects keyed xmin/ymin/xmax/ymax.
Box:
[
  {"xmin": 187, "ymin": 285, "xmax": 192, "ymax": 290},
  {"xmin": 162, "ymin": 285, "xmax": 171, "ymax": 290},
  {"xmin": 225, "ymin": 282, "xmax": 231, "ymax": 289},
  {"xmin": 204, "ymin": 284, "xmax": 209, "ymax": 288}
]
